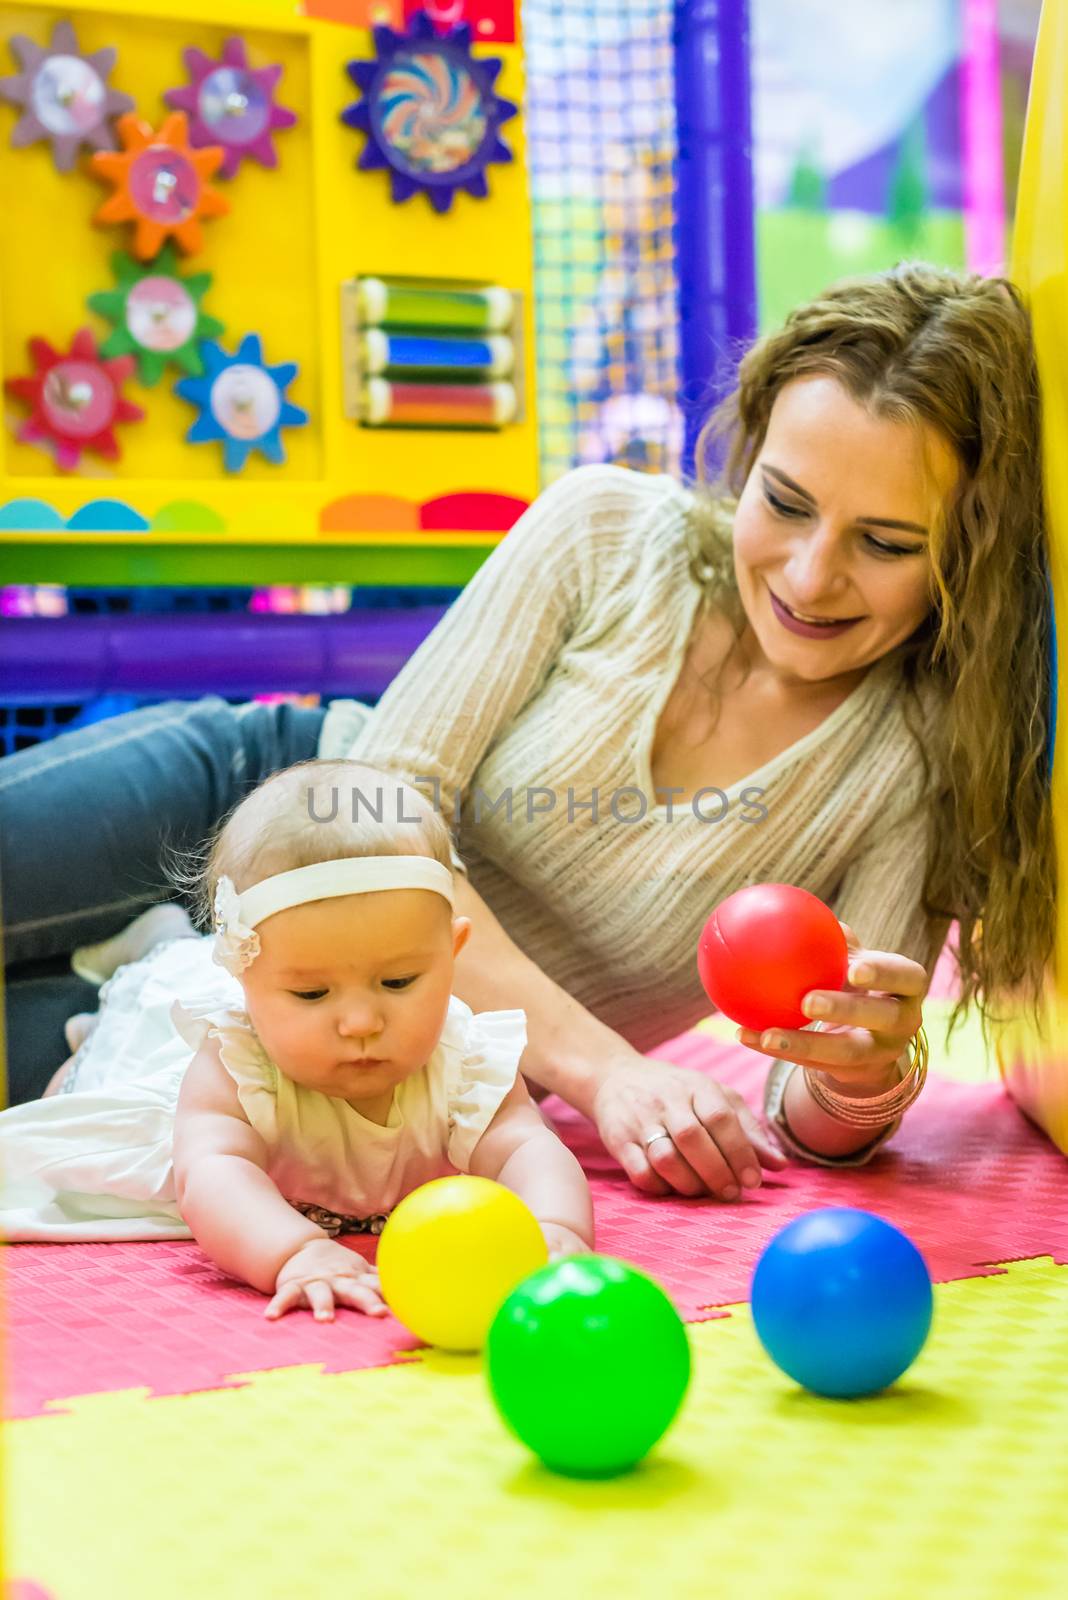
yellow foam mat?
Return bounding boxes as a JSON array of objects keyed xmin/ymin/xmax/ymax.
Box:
[{"xmin": 6, "ymin": 1257, "xmax": 1068, "ymax": 1599}]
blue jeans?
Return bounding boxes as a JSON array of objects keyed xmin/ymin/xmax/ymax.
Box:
[{"xmin": 0, "ymin": 696, "xmax": 326, "ymax": 1103}]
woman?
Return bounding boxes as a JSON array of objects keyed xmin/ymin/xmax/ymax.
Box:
[{"xmin": 2, "ymin": 263, "xmax": 1055, "ymax": 1199}]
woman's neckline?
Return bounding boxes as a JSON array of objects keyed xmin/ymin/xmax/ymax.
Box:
[{"xmin": 638, "ymin": 586, "xmax": 895, "ymax": 814}]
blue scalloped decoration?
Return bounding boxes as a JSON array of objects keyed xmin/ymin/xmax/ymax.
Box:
[
  {"xmin": 0, "ymin": 498, "xmax": 65, "ymax": 530},
  {"xmin": 66, "ymin": 501, "xmax": 151, "ymax": 532}
]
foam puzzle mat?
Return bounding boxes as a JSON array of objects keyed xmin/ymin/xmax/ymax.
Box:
[{"xmin": 4, "ymin": 1009, "xmax": 1068, "ymax": 1598}]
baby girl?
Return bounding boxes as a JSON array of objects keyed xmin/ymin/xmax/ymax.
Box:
[{"xmin": 0, "ymin": 760, "xmax": 594, "ymax": 1320}]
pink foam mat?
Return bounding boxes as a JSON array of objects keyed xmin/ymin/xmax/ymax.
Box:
[{"xmin": 5, "ymin": 1032, "xmax": 1067, "ymax": 1419}]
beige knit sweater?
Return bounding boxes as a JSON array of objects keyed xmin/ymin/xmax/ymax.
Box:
[{"xmin": 320, "ymin": 464, "xmax": 950, "ymax": 1161}]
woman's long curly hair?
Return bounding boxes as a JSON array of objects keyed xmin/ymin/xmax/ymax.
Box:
[{"xmin": 686, "ymin": 262, "xmax": 1056, "ymax": 1044}]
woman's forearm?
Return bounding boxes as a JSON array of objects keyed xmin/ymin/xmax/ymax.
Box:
[
  {"xmin": 177, "ymin": 1153, "xmax": 324, "ymax": 1292},
  {"xmin": 449, "ymin": 873, "xmax": 631, "ymax": 1118},
  {"xmin": 781, "ymin": 1056, "xmax": 904, "ymax": 1159}
]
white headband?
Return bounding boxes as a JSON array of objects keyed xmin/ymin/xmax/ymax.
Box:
[{"xmin": 212, "ymin": 856, "xmax": 455, "ymax": 977}]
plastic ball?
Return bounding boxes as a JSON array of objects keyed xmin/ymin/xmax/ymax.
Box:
[
  {"xmin": 485, "ymin": 1255, "xmax": 691, "ymax": 1478},
  {"xmin": 750, "ymin": 1208, "xmax": 933, "ymax": 1397},
  {"xmin": 697, "ymin": 882, "xmax": 849, "ymax": 1032},
  {"xmin": 377, "ymin": 1176, "xmax": 548, "ymax": 1351}
]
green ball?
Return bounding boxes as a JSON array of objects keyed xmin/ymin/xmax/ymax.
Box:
[{"xmin": 484, "ymin": 1254, "xmax": 691, "ymax": 1478}]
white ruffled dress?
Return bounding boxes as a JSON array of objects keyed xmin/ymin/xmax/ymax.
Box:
[{"xmin": 0, "ymin": 937, "xmax": 527, "ymax": 1243}]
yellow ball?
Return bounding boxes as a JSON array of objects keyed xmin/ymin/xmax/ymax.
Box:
[{"xmin": 377, "ymin": 1176, "xmax": 548, "ymax": 1350}]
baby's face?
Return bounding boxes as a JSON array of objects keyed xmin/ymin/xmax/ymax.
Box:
[{"xmin": 239, "ymin": 888, "xmax": 471, "ymax": 1115}]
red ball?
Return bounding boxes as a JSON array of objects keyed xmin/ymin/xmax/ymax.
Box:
[{"xmin": 697, "ymin": 883, "xmax": 849, "ymax": 1033}]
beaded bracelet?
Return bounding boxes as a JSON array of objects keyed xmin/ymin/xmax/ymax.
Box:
[{"xmin": 803, "ymin": 1024, "xmax": 929, "ymax": 1129}]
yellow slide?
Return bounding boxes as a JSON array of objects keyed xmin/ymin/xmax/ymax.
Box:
[{"xmin": 998, "ymin": 0, "xmax": 1068, "ymax": 1152}]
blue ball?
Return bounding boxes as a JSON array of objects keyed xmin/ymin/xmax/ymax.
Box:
[{"xmin": 750, "ymin": 1208, "xmax": 933, "ymax": 1397}]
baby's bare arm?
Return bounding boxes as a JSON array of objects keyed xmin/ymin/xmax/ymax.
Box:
[
  {"xmin": 173, "ymin": 1044, "xmax": 325, "ymax": 1293},
  {"xmin": 468, "ymin": 1077, "xmax": 594, "ymax": 1256}
]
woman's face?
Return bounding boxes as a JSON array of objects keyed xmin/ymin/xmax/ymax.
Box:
[{"xmin": 730, "ymin": 375, "xmax": 959, "ymax": 693}]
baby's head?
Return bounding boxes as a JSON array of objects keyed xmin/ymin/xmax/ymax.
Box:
[{"xmin": 198, "ymin": 760, "xmax": 470, "ymax": 1116}]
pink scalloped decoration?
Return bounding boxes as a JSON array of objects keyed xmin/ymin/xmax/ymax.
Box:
[{"xmin": 419, "ymin": 492, "xmax": 528, "ymax": 531}]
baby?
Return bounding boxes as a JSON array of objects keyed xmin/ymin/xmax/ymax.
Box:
[{"xmin": 0, "ymin": 760, "xmax": 594, "ymax": 1320}]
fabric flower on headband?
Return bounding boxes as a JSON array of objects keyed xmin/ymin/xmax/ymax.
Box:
[{"xmin": 212, "ymin": 875, "xmax": 261, "ymax": 975}]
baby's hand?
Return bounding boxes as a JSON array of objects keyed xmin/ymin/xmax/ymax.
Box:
[
  {"xmin": 266, "ymin": 1237, "xmax": 389, "ymax": 1323},
  {"xmin": 541, "ymin": 1223, "xmax": 591, "ymax": 1263}
]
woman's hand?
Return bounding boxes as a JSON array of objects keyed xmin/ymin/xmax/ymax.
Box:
[
  {"xmin": 266, "ymin": 1238, "xmax": 389, "ymax": 1322},
  {"xmin": 736, "ymin": 923, "xmax": 925, "ymax": 1093},
  {"xmin": 540, "ymin": 1222, "xmax": 592, "ymax": 1262},
  {"xmin": 592, "ymin": 1056, "xmax": 788, "ymax": 1199}
]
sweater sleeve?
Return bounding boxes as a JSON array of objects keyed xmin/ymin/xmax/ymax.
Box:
[{"xmin": 345, "ymin": 465, "xmax": 646, "ymax": 868}]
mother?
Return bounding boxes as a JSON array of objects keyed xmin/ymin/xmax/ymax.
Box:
[{"xmin": 1, "ymin": 263, "xmax": 1055, "ymax": 1198}]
